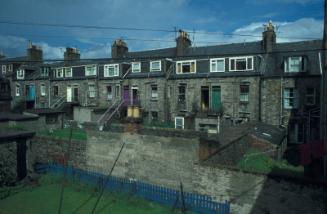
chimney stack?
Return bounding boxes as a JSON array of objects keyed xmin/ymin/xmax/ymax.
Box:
[
  {"xmin": 64, "ymin": 47, "xmax": 80, "ymax": 62},
  {"xmin": 176, "ymin": 30, "xmax": 192, "ymax": 56},
  {"xmin": 111, "ymin": 39, "xmax": 128, "ymax": 59},
  {"xmin": 27, "ymin": 41, "xmax": 43, "ymax": 62},
  {"xmin": 262, "ymin": 21, "xmax": 276, "ymax": 53}
]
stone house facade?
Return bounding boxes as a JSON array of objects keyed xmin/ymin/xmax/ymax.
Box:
[{"xmin": 1, "ymin": 22, "xmax": 322, "ymax": 144}]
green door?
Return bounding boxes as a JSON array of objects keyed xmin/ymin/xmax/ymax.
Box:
[{"xmin": 212, "ymin": 86, "xmax": 221, "ymax": 110}]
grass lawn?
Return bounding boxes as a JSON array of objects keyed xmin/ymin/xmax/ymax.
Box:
[
  {"xmin": 38, "ymin": 128, "xmax": 87, "ymax": 141},
  {"xmin": 0, "ymin": 175, "xmax": 185, "ymax": 214},
  {"xmin": 237, "ymin": 149, "xmax": 304, "ymax": 177}
]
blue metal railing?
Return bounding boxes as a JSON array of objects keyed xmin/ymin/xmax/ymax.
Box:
[{"xmin": 35, "ymin": 163, "xmax": 230, "ymax": 214}]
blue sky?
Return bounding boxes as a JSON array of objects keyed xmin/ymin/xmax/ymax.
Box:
[{"xmin": 0, "ymin": 0, "xmax": 324, "ymax": 59}]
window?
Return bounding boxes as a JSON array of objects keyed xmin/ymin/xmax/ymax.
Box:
[
  {"xmin": 40, "ymin": 67, "xmax": 49, "ymax": 77},
  {"xmin": 151, "ymin": 85, "xmax": 158, "ymax": 99},
  {"xmin": 283, "ymin": 88, "xmax": 298, "ymax": 109},
  {"xmin": 115, "ymin": 85, "xmax": 120, "ymax": 98},
  {"xmin": 150, "ymin": 61, "xmax": 161, "ymax": 72},
  {"xmin": 88, "ymin": 84, "xmax": 96, "ymax": 98},
  {"xmin": 306, "ymin": 88, "xmax": 316, "ymax": 105},
  {"xmin": 285, "ymin": 57, "xmax": 305, "ymax": 73},
  {"xmin": 40, "ymin": 84, "xmax": 46, "ymax": 96},
  {"xmin": 151, "ymin": 112, "xmax": 158, "ymax": 122},
  {"xmin": 15, "ymin": 84, "xmax": 20, "ymax": 96},
  {"xmin": 107, "ymin": 86, "xmax": 112, "ymax": 100},
  {"xmin": 85, "ymin": 65, "xmax": 97, "ymax": 76},
  {"xmin": 53, "ymin": 85, "xmax": 59, "ymax": 96},
  {"xmin": 65, "ymin": 67, "xmax": 72, "ymax": 77},
  {"xmin": 104, "ymin": 64, "xmax": 119, "ymax": 77},
  {"xmin": 2, "ymin": 65, "xmax": 6, "ymax": 74},
  {"xmin": 132, "ymin": 62, "xmax": 141, "ymax": 73},
  {"xmin": 229, "ymin": 56, "xmax": 253, "ymax": 71},
  {"xmin": 56, "ymin": 68, "xmax": 64, "ymax": 78},
  {"xmin": 17, "ymin": 69, "xmax": 24, "ymax": 79},
  {"xmin": 8, "ymin": 64, "xmax": 12, "ymax": 72},
  {"xmin": 210, "ymin": 58, "xmax": 225, "ymax": 72},
  {"xmin": 175, "ymin": 117, "xmax": 184, "ymax": 129},
  {"xmin": 176, "ymin": 60, "xmax": 196, "ymax": 74},
  {"xmin": 240, "ymin": 84, "xmax": 250, "ymax": 102},
  {"xmin": 178, "ymin": 84, "xmax": 186, "ymax": 103},
  {"xmin": 46, "ymin": 115, "xmax": 58, "ymax": 124}
]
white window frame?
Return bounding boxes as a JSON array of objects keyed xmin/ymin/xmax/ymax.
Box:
[
  {"xmin": 85, "ymin": 65, "xmax": 97, "ymax": 76},
  {"xmin": 17, "ymin": 69, "xmax": 24, "ymax": 79},
  {"xmin": 104, "ymin": 64, "xmax": 119, "ymax": 77},
  {"xmin": 284, "ymin": 56, "xmax": 304, "ymax": 73},
  {"xmin": 40, "ymin": 84, "xmax": 46, "ymax": 96},
  {"xmin": 176, "ymin": 60, "xmax": 196, "ymax": 74},
  {"xmin": 65, "ymin": 67, "xmax": 72, "ymax": 77},
  {"xmin": 210, "ymin": 58, "xmax": 225, "ymax": 72},
  {"xmin": 88, "ymin": 84, "xmax": 96, "ymax": 98},
  {"xmin": 56, "ymin": 68, "xmax": 64, "ymax": 78},
  {"xmin": 2, "ymin": 65, "xmax": 6, "ymax": 74},
  {"xmin": 175, "ymin": 117, "xmax": 185, "ymax": 129},
  {"xmin": 40, "ymin": 67, "xmax": 49, "ymax": 77},
  {"xmin": 150, "ymin": 61, "xmax": 161, "ymax": 72},
  {"xmin": 8, "ymin": 64, "xmax": 12, "ymax": 72},
  {"xmin": 229, "ymin": 56, "xmax": 254, "ymax": 71},
  {"xmin": 15, "ymin": 84, "xmax": 20, "ymax": 96},
  {"xmin": 151, "ymin": 85, "xmax": 158, "ymax": 99},
  {"xmin": 132, "ymin": 62, "xmax": 141, "ymax": 73},
  {"xmin": 283, "ymin": 88, "xmax": 298, "ymax": 109},
  {"xmin": 306, "ymin": 87, "xmax": 316, "ymax": 105}
]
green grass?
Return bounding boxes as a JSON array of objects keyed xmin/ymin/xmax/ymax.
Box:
[
  {"xmin": 142, "ymin": 121, "xmax": 175, "ymax": 129},
  {"xmin": 0, "ymin": 175, "xmax": 186, "ymax": 214},
  {"xmin": 38, "ymin": 128, "xmax": 87, "ymax": 141},
  {"xmin": 237, "ymin": 149, "xmax": 304, "ymax": 177}
]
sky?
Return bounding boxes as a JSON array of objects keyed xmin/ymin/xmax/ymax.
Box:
[{"xmin": 0, "ymin": 0, "xmax": 324, "ymax": 59}]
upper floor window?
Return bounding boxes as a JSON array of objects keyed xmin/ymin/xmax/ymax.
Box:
[
  {"xmin": 150, "ymin": 61, "xmax": 161, "ymax": 72},
  {"xmin": 229, "ymin": 56, "xmax": 253, "ymax": 71},
  {"xmin": 151, "ymin": 85, "xmax": 158, "ymax": 99},
  {"xmin": 15, "ymin": 84, "xmax": 20, "ymax": 96},
  {"xmin": 104, "ymin": 64, "xmax": 119, "ymax": 77},
  {"xmin": 306, "ymin": 87, "xmax": 316, "ymax": 105},
  {"xmin": 40, "ymin": 67, "xmax": 49, "ymax": 77},
  {"xmin": 240, "ymin": 83, "xmax": 250, "ymax": 102},
  {"xmin": 40, "ymin": 84, "xmax": 46, "ymax": 96},
  {"xmin": 64, "ymin": 67, "xmax": 72, "ymax": 77},
  {"xmin": 210, "ymin": 58, "xmax": 225, "ymax": 72},
  {"xmin": 132, "ymin": 62, "xmax": 141, "ymax": 73},
  {"xmin": 56, "ymin": 68, "xmax": 64, "ymax": 78},
  {"xmin": 88, "ymin": 84, "xmax": 96, "ymax": 98},
  {"xmin": 8, "ymin": 64, "xmax": 12, "ymax": 72},
  {"xmin": 176, "ymin": 60, "xmax": 196, "ymax": 74},
  {"xmin": 85, "ymin": 65, "xmax": 97, "ymax": 76},
  {"xmin": 283, "ymin": 88, "xmax": 298, "ymax": 109},
  {"xmin": 2, "ymin": 65, "xmax": 6, "ymax": 74},
  {"xmin": 17, "ymin": 69, "xmax": 24, "ymax": 79},
  {"xmin": 284, "ymin": 56, "xmax": 306, "ymax": 73}
]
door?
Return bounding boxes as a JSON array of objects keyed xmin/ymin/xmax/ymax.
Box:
[
  {"xmin": 67, "ymin": 86, "xmax": 72, "ymax": 102},
  {"xmin": 123, "ymin": 86, "xmax": 129, "ymax": 105},
  {"xmin": 73, "ymin": 87, "xmax": 78, "ymax": 102},
  {"xmin": 201, "ymin": 86, "xmax": 209, "ymax": 111},
  {"xmin": 131, "ymin": 86, "xmax": 139, "ymax": 106},
  {"xmin": 211, "ymin": 86, "xmax": 221, "ymax": 111},
  {"xmin": 30, "ymin": 85, "xmax": 35, "ymax": 100}
]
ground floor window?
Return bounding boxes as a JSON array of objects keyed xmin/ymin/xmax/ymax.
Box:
[
  {"xmin": 283, "ymin": 88, "xmax": 298, "ymax": 109},
  {"xmin": 175, "ymin": 117, "xmax": 184, "ymax": 129},
  {"xmin": 107, "ymin": 86, "xmax": 112, "ymax": 100},
  {"xmin": 46, "ymin": 114, "xmax": 58, "ymax": 124}
]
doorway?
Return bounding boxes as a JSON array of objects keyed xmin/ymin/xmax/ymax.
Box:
[
  {"xmin": 211, "ymin": 86, "xmax": 221, "ymax": 111},
  {"xmin": 201, "ymin": 86, "xmax": 209, "ymax": 111}
]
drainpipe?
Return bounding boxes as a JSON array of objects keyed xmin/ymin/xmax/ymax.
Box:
[{"xmin": 280, "ymin": 76, "xmax": 283, "ymax": 126}]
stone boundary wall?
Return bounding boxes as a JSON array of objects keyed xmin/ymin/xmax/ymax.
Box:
[{"xmin": 29, "ymin": 132, "xmax": 327, "ymax": 214}]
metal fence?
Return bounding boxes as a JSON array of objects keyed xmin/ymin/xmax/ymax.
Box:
[{"xmin": 35, "ymin": 163, "xmax": 230, "ymax": 214}]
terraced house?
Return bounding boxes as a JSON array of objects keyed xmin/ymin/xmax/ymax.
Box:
[{"xmin": 0, "ymin": 22, "xmax": 322, "ymax": 145}]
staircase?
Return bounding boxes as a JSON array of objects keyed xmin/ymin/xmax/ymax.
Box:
[
  {"xmin": 97, "ymin": 99, "xmax": 124, "ymax": 131},
  {"xmin": 51, "ymin": 96, "xmax": 66, "ymax": 109},
  {"xmin": 166, "ymin": 64, "xmax": 175, "ymax": 79}
]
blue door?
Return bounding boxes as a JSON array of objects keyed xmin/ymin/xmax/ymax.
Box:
[{"xmin": 28, "ymin": 85, "xmax": 35, "ymax": 100}]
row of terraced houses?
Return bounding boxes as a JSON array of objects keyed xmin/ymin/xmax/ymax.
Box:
[{"xmin": 0, "ymin": 22, "xmax": 322, "ymax": 144}]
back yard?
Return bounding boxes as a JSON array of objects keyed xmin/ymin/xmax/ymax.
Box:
[{"xmin": 0, "ymin": 175, "xmax": 186, "ymax": 214}]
